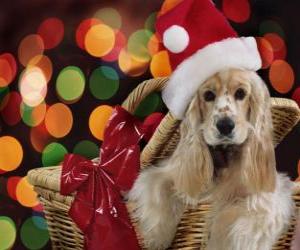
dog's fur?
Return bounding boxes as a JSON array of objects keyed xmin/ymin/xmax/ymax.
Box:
[{"xmin": 128, "ymin": 69, "xmax": 294, "ymax": 250}]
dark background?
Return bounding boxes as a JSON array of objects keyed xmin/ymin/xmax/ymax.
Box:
[{"xmin": 0, "ymin": 0, "xmax": 299, "ymax": 249}]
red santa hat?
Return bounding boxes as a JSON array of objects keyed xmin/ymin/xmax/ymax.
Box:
[{"xmin": 156, "ymin": 0, "xmax": 262, "ymax": 119}]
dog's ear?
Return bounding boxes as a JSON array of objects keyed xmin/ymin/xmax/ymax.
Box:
[
  {"xmin": 242, "ymin": 73, "xmax": 276, "ymax": 193},
  {"xmin": 169, "ymin": 92, "xmax": 214, "ymax": 200}
]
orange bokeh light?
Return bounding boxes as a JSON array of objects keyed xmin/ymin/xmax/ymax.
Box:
[
  {"xmin": 76, "ymin": 18, "xmax": 102, "ymax": 50},
  {"xmin": 158, "ymin": 0, "xmax": 183, "ymax": 17},
  {"xmin": 148, "ymin": 34, "xmax": 161, "ymax": 56},
  {"xmin": 30, "ymin": 123, "xmax": 54, "ymax": 153},
  {"xmin": 150, "ymin": 50, "xmax": 172, "ymax": 78},
  {"xmin": 256, "ymin": 37, "xmax": 274, "ymax": 69},
  {"xmin": 118, "ymin": 49, "xmax": 149, "ymax": 77},
  {"xmin": 27, "ymin": 55, "xmax": 53, "ymax": 83},
  {"xmin": 45, "ymin": 103, "xmax": 73, "ymax": 138},
  {"xmin": 264, "ymin": 33, "xmax": 286, "ymax": 61},
  {"xmin": 16, "ymin": 177, "xmax": 38, "ymax": 207},
  {"xmin": 0, "ymin": 136, "xmax": 23, "ymax": 172},
  {"xmin": 269, "ymin": 60, "xmax": 294, "ymax": 94},
  {"xmin": 18, "ymin": 34, "xmax": 44, "ymax": 66},
  {"xmin": 89, "ymin": 105, "xmax": 114, "ymax": 140},
  {"xmin": 102, "ymin": 31, "xmax": 127, "ymax": 62},
  {"xmin": 84, "ymin": 24, "xmax": 115, "ymax": 57},
  {"xmin": 20, "ymin": 102, "xmax": 47, "ymax": 127}
]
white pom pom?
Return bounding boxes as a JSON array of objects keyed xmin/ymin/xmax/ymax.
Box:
[{"xmin": 163, "ymin": 25, "xmax": 189, "ymax": 54}]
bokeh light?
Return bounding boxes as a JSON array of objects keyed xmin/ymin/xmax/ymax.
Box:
[
  {"xmin": 118, "ymin": 49, "xmax": 149, "ymax": 77},
  {"xmin": 32, "ymin": 203, "xmax": 44, "ymax": 213},
  {"xmin": 222, "ymin": 0, "xmax": 250, "ymax": 23},
  {"xmin": 19, "ymin": 67, "xmax": 48, "ymax": 107},
  {"xmin": 84, "ymin": 24, "xmax": 115, "ymax": 57},
  {"xmin": 148, "ymin": 34, "xmax": 161, "ymax": 57},
  {"xmin": 18, "ymin": 34, "xmax": 44, "ymax": 66},
  {"xmin": 20, "ymin": 216, "xmax": 49, "ymax": 250},
  {"xmin": 145, "ymin": 12, "xmax": 157, "ymax": 32},
  {"xmin": 89, "ymin": 66, "xmax": 119, "ymax": 100},
  {"xmin": 1, "ymin": 91, "xmax": 22, "ymax": 125},
  {"xmin": 0, "ymin": 53, "xmax": 17, "ymax": 87},
  {"xmin": 73, "ymin": 140, "xmax": 99, "ymax": 159},
  {"xmin": 127, "ymin": 29, "xmax": 153, "ymax": 62},
  {"xmin": 42, "ymin": 142, "xmax": 68, "ymax": 166},
  {"xmin": 259, "ymin": 20, "xmax": 285, "ymax": 38},
  {"xmin": 7, "ymin": 176, "xmax": 22, "ymax": 200},
  {"xmin": 27, "ymin": 55, "xmax": 53, "ymax": 83},
  {"xmin": 134, "ymin": 92, "xmax": 162, "ymax": 118},
  {"xmin": 94, "ymin": 7, "xmax": 122, "ymax": 30},
  {"xmin": 255, "ymin": 37, "xmax": 274, "ymax": 69},
  {"xmin": 56, "ymin": 66, "xmax": 85, "ymax": 103},
  {"xmin": 150, "ymin": 50, "xmax": 172, "ymax": 78},
  {"xmin": 37, "ymin": 17, "xmax": 64, "ymax": 49},
  {"xmin": 45, "ymin": 103, "xmax": 73, "ymax": 138},
  {"xmin": 292, "ymin": 87, "xmax": 300, "ymax": 107},
  {"xmin": 269, "ymin": 60, "xmax": 294, "ymax": 94},
  {"xmin": 20, "ymin": 102, "xmax": 47, "ymax": 127},
  {"xmin": 30, "ymin": 123, "xmax": 54, "ymax": 153},
  {"xmin": 32, "ymin": 215, "xmax": 47, "ymax": 230},
  {"xmin": 102, "ymin": 30, "xmax": 127, "ymax": 62},
  {"xmin": 16, "ymin": 177, "xmax": 38, "ymax": 207},
  {"xmin": 0, "ymin": 136, "xmax": 23, "ymax": 172},
  {"xmin": 0, "ymin": 216, "xmax": 16, "ymax": 250},
  {"xmin": 76, "ymin": 18, "xmax": 102, "ymax": 50},
  {"xmin": 89, "ymin": 105, "xmax": 114, "ymax": 140},
  {"xmin": 0, "ymin": 86, "xmax": 9, "ymax": 111},
  {"xmin": 264, "ymin": 33, "xmax": 286, "ymax": 61},
  {"xmin": 158, "ymin": 0, "xmax": 183, "ymax": 17}
]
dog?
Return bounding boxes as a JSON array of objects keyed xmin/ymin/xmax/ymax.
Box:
[{"xmin": 128, "ymin": 68, "xmax": 294, "ymax": 250}]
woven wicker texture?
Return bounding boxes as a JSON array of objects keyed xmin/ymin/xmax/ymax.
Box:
[{"xmin": 28, "ymin": 77, "xmax": 300, "ymax": 249}]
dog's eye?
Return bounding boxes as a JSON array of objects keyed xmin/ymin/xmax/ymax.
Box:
[
  {"xmin": 235, "ymin": 88, "xmax": 246, "ymax": 100},
  {"xmin": 204, "ymin": 91, "xmax": 216, "ymax": 102}
]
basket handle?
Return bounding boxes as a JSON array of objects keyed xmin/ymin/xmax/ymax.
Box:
[
  {"xmin": 121, "ymin": 77, "xmax": 169, "ymax": 114},
  {"xmin": 121, "ymin": 77, "xmax": 180, "ymax": 169}
]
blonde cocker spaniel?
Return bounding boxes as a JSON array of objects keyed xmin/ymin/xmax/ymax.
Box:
[{"xmin": 128, "ymin": 69, "xmax": 294, "ymax": 250}]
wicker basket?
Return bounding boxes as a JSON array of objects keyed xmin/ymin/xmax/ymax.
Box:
[{"xmin": 28, "ymin": 77, "xmax": 300, "ymax": 249}]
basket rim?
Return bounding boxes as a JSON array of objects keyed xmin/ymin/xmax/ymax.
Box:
[{"xmin": 28, "ymin": 165, "xmax": 300, "ymax": 195}]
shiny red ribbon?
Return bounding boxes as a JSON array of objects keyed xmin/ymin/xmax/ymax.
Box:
[{"xmin": 60, "ymin": 106, "xmax": 159, "ymax": 250}]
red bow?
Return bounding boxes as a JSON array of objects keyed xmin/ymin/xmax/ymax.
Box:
[{"xmin": 60, "ymin": 106, "xmax": 162, "ymax": 250}]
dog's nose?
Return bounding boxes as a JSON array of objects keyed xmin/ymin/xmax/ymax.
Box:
[{"xmin": 216, "ymin": 117, "xmax": 235, "ymax": 136}]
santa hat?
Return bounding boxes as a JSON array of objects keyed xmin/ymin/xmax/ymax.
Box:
[{"xmin": 156, "ymin": 0, "xmax": 262, "ymax": 119}]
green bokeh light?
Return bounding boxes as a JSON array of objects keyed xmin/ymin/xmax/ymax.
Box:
[
  {"xmin": 20, "ymin": 102, "xmax": 46, "ymax": 127},
  {"xmin": 127, "ymin": 29, "xmax": 153, "ymax": 62},
  {"xmin": 56, "ymin": 66, "xmax": 85, "ymax": 103},
  {"xmin": 0, "ymin": 216, "xmax": 16, "ymax": 250},
  {"xmin": 20, "ymin": 216, "xmax": 49, "ymax": 250},
  {"xmin": 94, "ymin": 7, "xmax": 122, "ymax": 30},
  {"xmin": 145, "ymin": 12, "xmax": 157, "ymax": 32},
  {"xmin": 259, "ymin": 20, "xmax": 285, "ymax": 38},
  {"xmin": 134, "ymin": 92, "xmax": 162, "ymax": 118},
  {"xmin": 42, "ymin": 142, "xmax": 68, "ymax": 167},
  {"xmin": 73, "ymin": 140, "xmax": 99, "ymax": 159},
  {"xmin": 0, "ymin": 86, "xmax": 9, "ymax": 107},
  {"xmin": 89, "ymin": 66, "xmax": 119, "ymax": 100}
]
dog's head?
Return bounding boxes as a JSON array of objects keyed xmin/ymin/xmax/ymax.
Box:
[
  {"xmin": 186, "ymin": 68, "xmax": 270, "ymax": 147},
  {"xmin": 172, "ymin": 69, "xmax": 276, "ymax": 200}
]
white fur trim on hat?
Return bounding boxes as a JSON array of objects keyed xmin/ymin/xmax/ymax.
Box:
[
  {"xmin": 162, "ymin": 37, "xmax": 262, "ymax": 119},
  {"xmin": 163, "ymin": 25, "xmax": 190, "ymax": 54}
]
